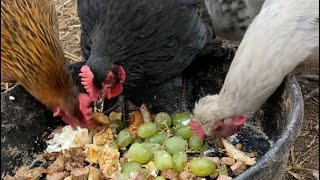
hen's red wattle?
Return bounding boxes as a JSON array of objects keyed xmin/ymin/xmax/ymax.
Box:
[
  {"xmin": 79, "ymin": 65, "xmax": 99, "ymax": 101},
  {"xmin": 78, "ymin": 93, "xmax": 93, "ymax": 128},
  {"xmin": 189, "ymin": 120, "xmax": 206, "ymax": 139}
]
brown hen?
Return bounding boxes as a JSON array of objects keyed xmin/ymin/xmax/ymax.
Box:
[{"xmin": 1, "ymin": 0, "xmax": 92, "ymax": 128}]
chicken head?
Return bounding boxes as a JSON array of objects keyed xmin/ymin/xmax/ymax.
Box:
[
  {"xmin": 52, "ymin": 92, "xmax": 93, "ymax": 128},
  {"xmin": 189, "ymin": 95, "xmax": 246, "ymax": 139},
  {"xmin": 80, "ymin": 65, "xmax": 126, "ymax": 102}
]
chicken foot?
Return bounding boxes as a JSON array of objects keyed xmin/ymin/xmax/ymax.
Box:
[{"xmin": 103, "ymin": 95, "xmax": 139, "ymax": 126}]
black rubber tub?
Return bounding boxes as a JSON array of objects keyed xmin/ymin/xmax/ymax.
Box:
[{"xmin": 1, "ymin": 54, "xmax": 303, "ymax": 179}]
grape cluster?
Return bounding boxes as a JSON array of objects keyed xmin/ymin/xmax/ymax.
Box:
[{"xmin": 114, "ymin": 112, "xmax": 217, "ymax": 179}]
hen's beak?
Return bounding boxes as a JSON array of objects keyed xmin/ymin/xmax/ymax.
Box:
[{"xmin": 94, "ymin": 95, "xmax": 105, "ymax": 112}]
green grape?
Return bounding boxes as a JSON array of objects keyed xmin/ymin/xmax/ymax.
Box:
[
  {"xmin": 172, "ymin": 112, "xmax": 192, "ymax": 127},
  {"xmin": 174, "ymin": 126, "xmax": 194, "ymax": 139},
  {"xmin": 109, "ymin": 141, "xmax": 119, "ymax": 150},
  {"xmin": 116, "ymin": 173, "xmax": 131, "ymax": 180},
  {"xmin": 138, "ymin": 122, "xmax": 158, "ymax": 138},
  {"xmin": 165, "ymin": 136, "xmax": 188, "ymax": 154},
  {"xmin": 115, "ymin": 129, "xmax": 133, "ymax": 149},
  {"xmin": 121, "ymin": 161, "xmax": 141, "ymax": 174},
  {"xmin": 138, "ymin": 168, "xmax": 148, "ymax": 176},
  {"xmin": 131, "ymin": 137, "xmax": 144, "ymax": 145},
  {"xmin": 147, "ymin": 132, "xmax": 168, "ymax": 145},
  {"xmin": 190, "ymin": 158, "xmax": 216, "ymax": 177},
  {"xmin": 172, "ymin": 151, "xmax": 187, "ymax": 173},
  {"xmin": 111, "ymin": 119, "xmax": 125, "ymax": 133},
  {"xmin": 200, "ymin": 142, "xmax": 210, "ymax": 151},
  {"xmin": 188, "ymin": 135, "xmax": 204, "ymax": 151},
  {"xmin": 128, "ymin": 143, "xmax": 152, "ymax": 164},
  {"xmin": 141, "ymin": 142, "xmax": 161, "ymax": 159},
  {"xmin": 219, "ymin": 164, "xmax": 228, "ymax": 176},
  {"xmin": 154, "ymin": 150, "xmax": 174, "ymax": 171},
  {"xmin": 154, "ymin": 177, "xmax": 166, "ymax": 180},
  {"xmin": 142, "ymin": 142, "xmax": 161, "ymax": 153},
  {"xmin": 155, "ymin": 112, "xmax": 172, "ymax": 130}
]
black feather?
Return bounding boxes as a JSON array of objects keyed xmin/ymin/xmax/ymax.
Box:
[{"xmin": 78, "ymin": 0, "xmax": 215, "ymax": 91}]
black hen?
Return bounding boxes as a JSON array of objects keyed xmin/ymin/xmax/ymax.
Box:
[{"xmin": 77, "ymin": 0, "xmax": 223, "ymax": 115}]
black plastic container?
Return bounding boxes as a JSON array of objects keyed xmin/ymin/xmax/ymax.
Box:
[{"xmin": 1, "ymin": 56, "xmax": 303, "ymax": 179}]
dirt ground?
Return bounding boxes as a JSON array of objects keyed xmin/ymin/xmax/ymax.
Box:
[
  {"xmin": 1, "ymin": 0, "xmax": 319, "ymax": 179},
  {"xmin": 288, "ymin": 67, "xmax": 319, "ymax": 180}
]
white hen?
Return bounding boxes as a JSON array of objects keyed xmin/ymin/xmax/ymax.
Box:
[{"xmin": 190, "ymin": 0, "xmax": 319, "ymax": 139}]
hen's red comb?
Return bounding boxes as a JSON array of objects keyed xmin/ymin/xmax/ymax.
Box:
[
  {"xmin": 189, "ymin": 120, "xmax": 206, "ymax": 139},
  {"xmin": 79, "ymin": 65, "xmax": 99, "ymax": 101},
  {"xmin": 78, "ymin": 93, "xmax": 93, "ymax": 128}
]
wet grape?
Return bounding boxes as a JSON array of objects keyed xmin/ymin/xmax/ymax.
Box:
[
  {"xmin": 190, "ymin": 158, "xmax": 216, "ymax": 177},
  {"xmin": 155, "ymin": 112, "xmax": 172, "ymax": 130},
  {"xmin": 174, "ymin": 125, "xmax": 194, "ymax": 139},
  {"xmin": 154, "ymin": 150, "xmax": 174, "ymax": 171},
  {"xmin": 165, "ymin": 136, "xmax": 188, "ymax": 154},
  {"xmin": 128, "ymin": 143, "xmax": 151, "ymax": 164},
  {"xmin": 172, "ymin": 151, "xmax": 187, "ymax": 173},
  {"xmin": 138, "ymin": 122, "xmax": 158, "ymax": 138},
  {"xmin": 172, "ymin": 112, "xmax": 192, "ymax": 127},
  {"xmin": 121, "ymin": 161, "xmax": 141, "ymax": 174},
  {"xmin": 188, "ymin": 135, "xmax": 204, "ymax": 151},
  {"xmin": 115, "ymin": 129, "xmax": 133, "ymax": 149},
  {"xmin": 147, "ymin": 132, "xmax": 168, "ymax": 145}
]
